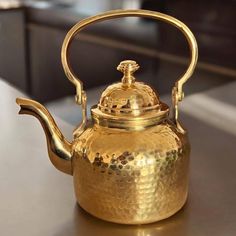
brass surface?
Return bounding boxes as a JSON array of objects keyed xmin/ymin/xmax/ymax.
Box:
[{"xmin": 16, "ymin": 10, "xmax": 198, "ymax": 224}]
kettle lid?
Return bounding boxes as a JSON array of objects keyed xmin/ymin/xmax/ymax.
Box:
[{"xmin": 91, "ymin": 60, "xmax": 169, "ymax": 129}]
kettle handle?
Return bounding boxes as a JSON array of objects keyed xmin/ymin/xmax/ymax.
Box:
[{"xmin": 61, "ymin": 9, "xmax": 198, "ymax": 127}]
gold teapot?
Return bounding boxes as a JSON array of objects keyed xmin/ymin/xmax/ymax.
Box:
[{"xmin": 16, "ymin": 10, "xmax": 198, "ymax": 224}]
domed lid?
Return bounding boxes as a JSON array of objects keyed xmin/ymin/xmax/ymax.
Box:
[{"xmin": 91, "ymin": 60, "xmax": 169, "ymax": 129}]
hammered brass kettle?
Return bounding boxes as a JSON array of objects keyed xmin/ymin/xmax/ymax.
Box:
[{"xmin": 16, "ymin": 10, "xmax": 198, "ymax": 224}]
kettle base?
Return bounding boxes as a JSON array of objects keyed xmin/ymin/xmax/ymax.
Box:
[{"xmin": 77, "ymin": 195, "xmax": 187, "ymax": 225}]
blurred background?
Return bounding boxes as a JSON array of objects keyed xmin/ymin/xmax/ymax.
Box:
[{"xmin": 0, "ymin": 0, "xmax": 236, "ymax": 124}]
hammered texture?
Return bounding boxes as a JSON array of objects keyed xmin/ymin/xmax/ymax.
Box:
[
  {"xmin": 98, "ymin": 59, "xmax": 161, "ymax": 117},
  {"xmin": 72, "ymin": 120, "xmax": 190, "ymax": 224},
  {"xmin": 99, "ymin": 82, "xmax": 160, "ymax": 115}
]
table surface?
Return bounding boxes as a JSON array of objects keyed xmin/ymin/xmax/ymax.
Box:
[{"xmin": 1, "ymin": 79, "xmax": 236, "ymax": 236}]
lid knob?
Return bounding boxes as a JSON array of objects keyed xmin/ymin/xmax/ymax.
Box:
[{"xmin": 117, "ymin": 60, "xmax": 140, "ymax": 87}]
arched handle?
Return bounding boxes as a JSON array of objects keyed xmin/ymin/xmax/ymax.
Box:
[{"xmin": 61, "ymin": 9, "xmax": 198, "ymax": 127}]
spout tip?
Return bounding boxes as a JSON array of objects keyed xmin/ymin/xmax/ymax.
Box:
[
  {"xmin": 16, "ymin": 97, "xmax": 30, "ymax": 106},
  {"xmin": 16, "ymin": 97, "xmax": 27, "ymax": 114},
  {"xmin": 16, "ymin": 97, "xmax": 40, "ymax": 115},
  {"xmin": 16, "ymin": 97, "xmax": 21, "ymax": 105},
  {"xmin": 16, "ymin": 97, "xmax": 23, "ymax": 114}
]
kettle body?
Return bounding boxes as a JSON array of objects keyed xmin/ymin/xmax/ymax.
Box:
[
  {"xmin": 73, "ymin": 121, "xmax": 190, "ymax": 224},
  {"xmin": 16, "ymin": 9, "xmax": 198, "ymax": 224}
]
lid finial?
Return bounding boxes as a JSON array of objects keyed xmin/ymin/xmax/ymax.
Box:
[{"xmin": 117, "ymin": 60, "xmax": 140, "ymax": 86}]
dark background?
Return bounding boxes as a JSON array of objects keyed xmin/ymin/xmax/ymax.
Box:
[{"xmin": 0, "ymin": 0, "xmax": 235, "ymax": 102}]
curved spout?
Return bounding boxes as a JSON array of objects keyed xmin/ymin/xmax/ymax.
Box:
[{"xmin": 16, "ymin": 98, "xmax": 73, "ymax": 175}]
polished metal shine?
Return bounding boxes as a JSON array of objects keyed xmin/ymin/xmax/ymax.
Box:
[{"xmin": 16, "ymin": 10, "xmax": 198, "ymax": 224}]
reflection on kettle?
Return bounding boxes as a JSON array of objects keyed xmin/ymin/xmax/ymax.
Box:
[{"xmin": 16, "ymin": 10, "xmax": 198, "ymax": 224}]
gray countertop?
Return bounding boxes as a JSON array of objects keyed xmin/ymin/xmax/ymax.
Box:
[{"xmin": 0, "ymin": 79, "xmax": 236, "ymax": 236}]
